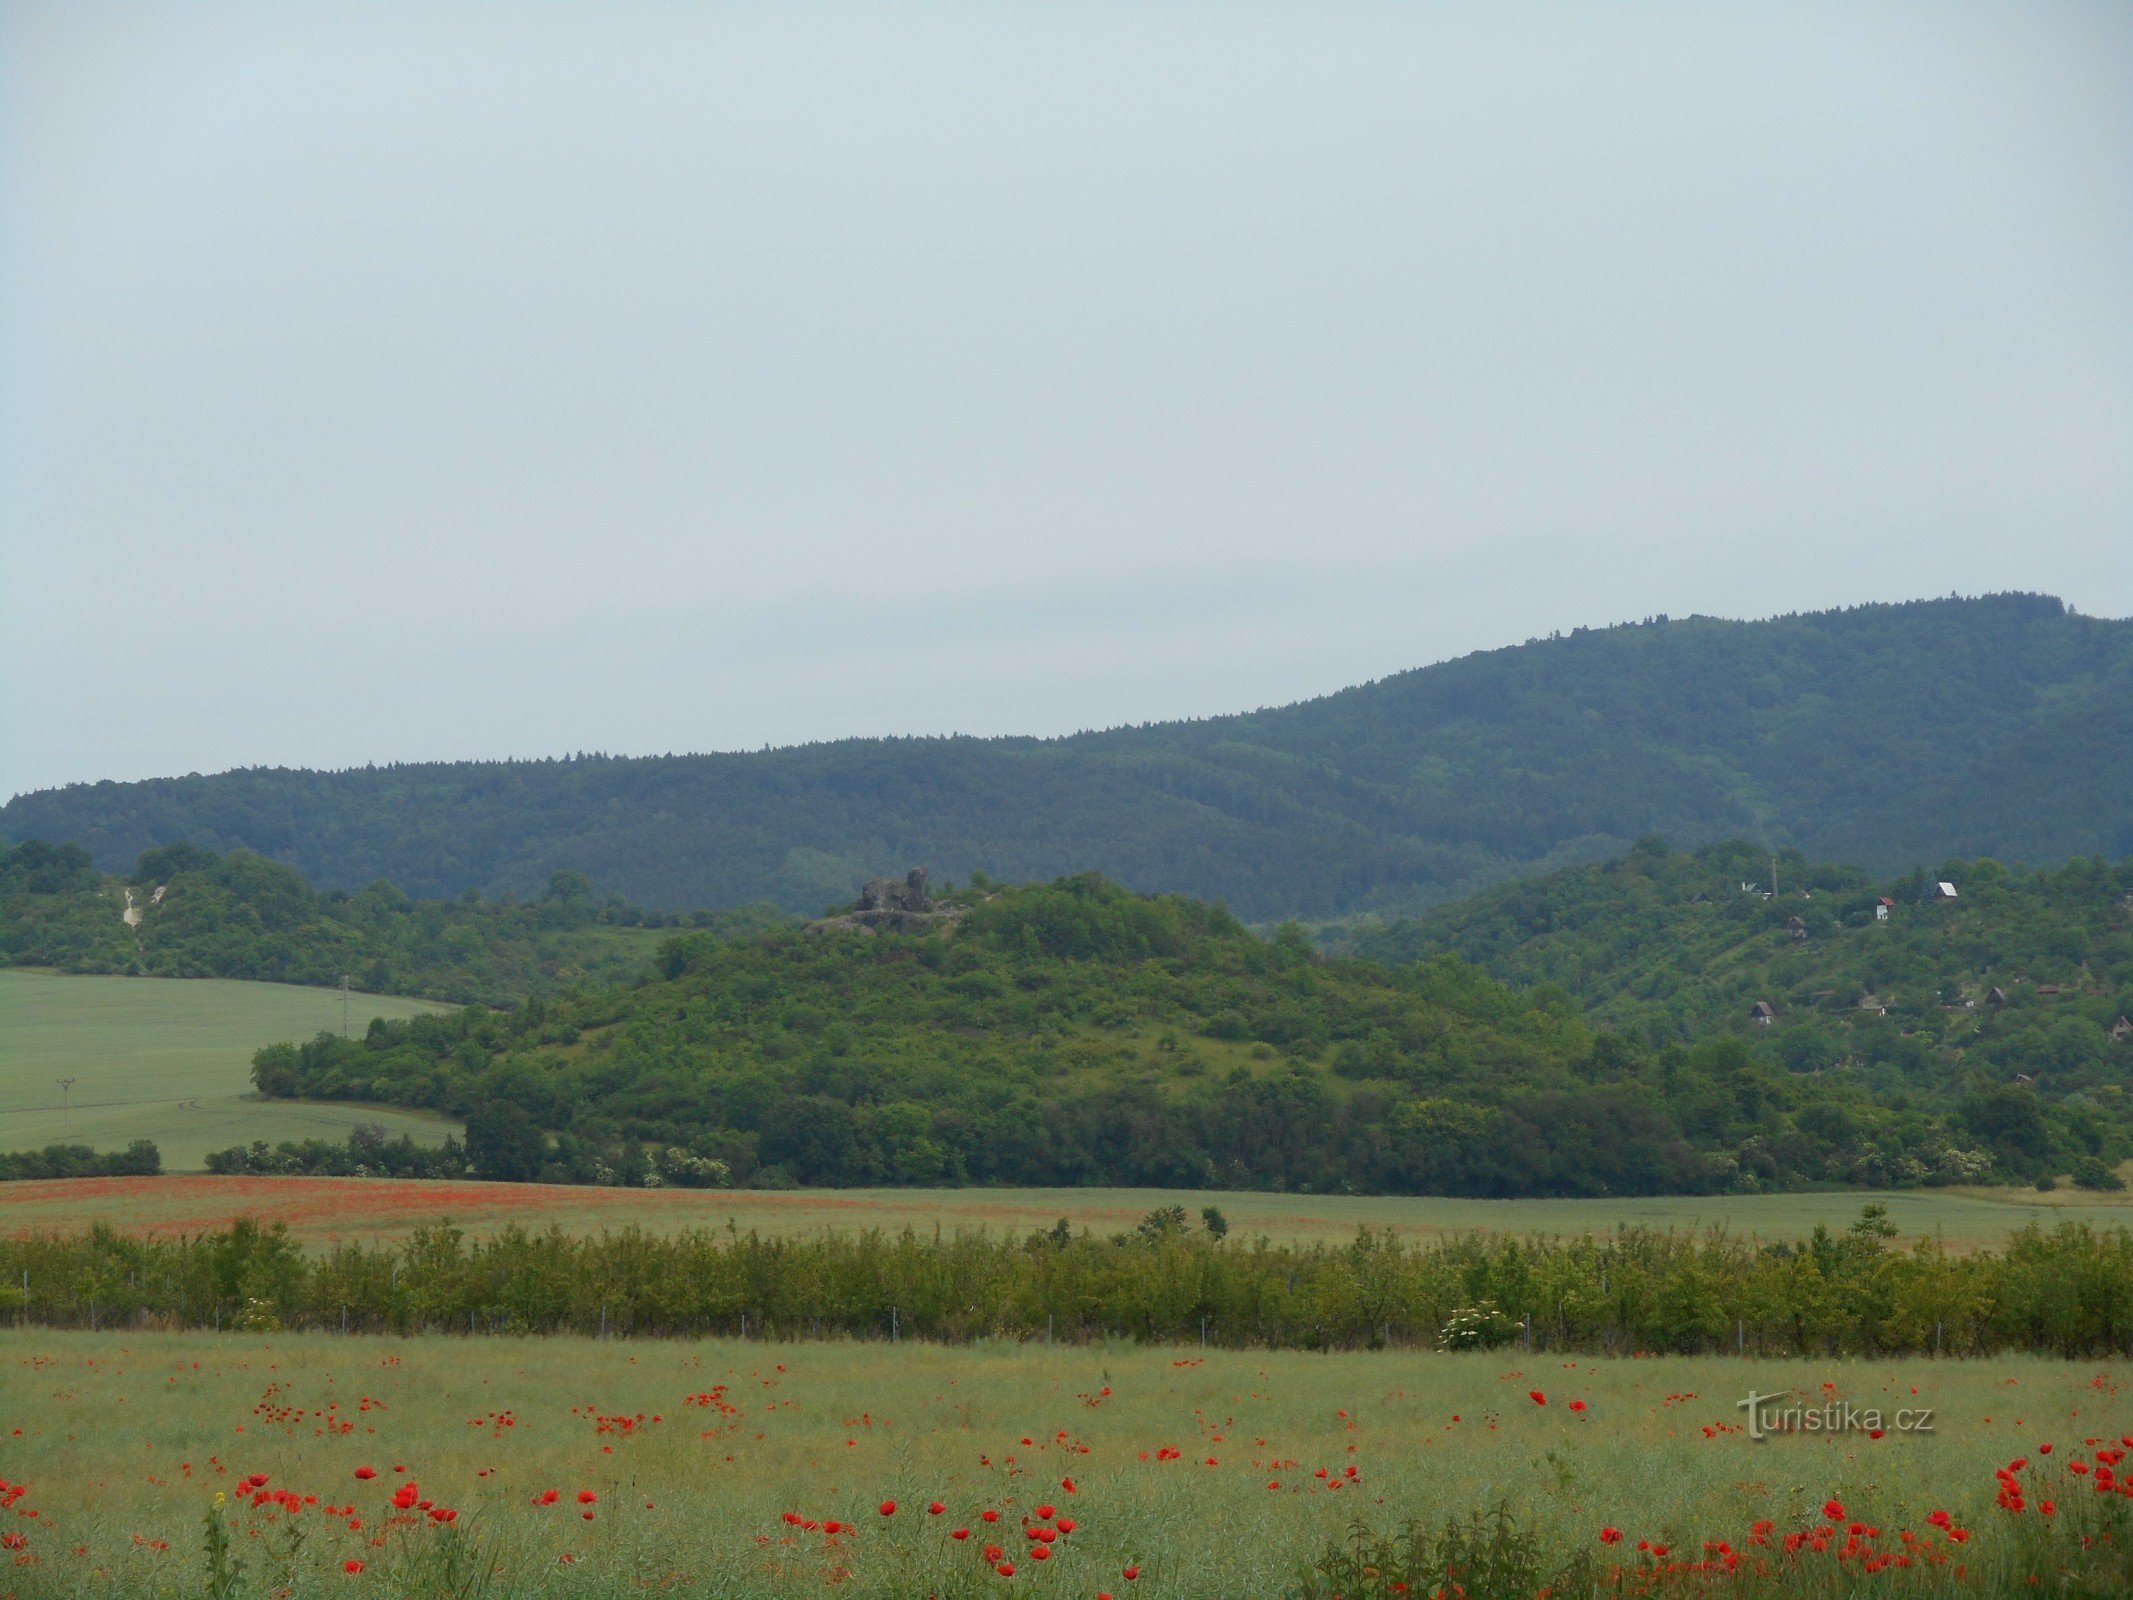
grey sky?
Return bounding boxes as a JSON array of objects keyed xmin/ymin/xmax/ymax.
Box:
[{"xmin": 4, "ymin": 2, "xmax": 2129, "ymax": 799}]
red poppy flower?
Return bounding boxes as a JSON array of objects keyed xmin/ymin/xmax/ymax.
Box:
[
  {"xmin": 995, "ymin": 1561, "xmax": 1016, "ymax": 1577},
  {"xmin": 928, "ymin": 1501, "xmax": 945, "ymax": 1515},
  {"xmin": 951, "ymin": 1528, "xmax": 970, "ymax": 1541},
  {"xmin": 1600, "ymin": 1527, "xmax": 1623, "ymax": 1544},
  {"xmin": 1823, "ymin": 1500, "xmax": 1845, "ymax": 1521},
  {"xmin": 1529, "ymin": 1390, "xmax": 1547, "ymax": 1406},
  {"xmin": 878, "ymin": 1500, "xmax": 897, "ymax": 1517},
  {"xmin": 343, "ymin": 1559, "xmax": 364, "ymax": 1574},
  {"xmin": 981, "ymin": 1509, "xmax": 1000, "ymax": 1523},
  {"xmin": 353, "ymin": 1467, "xmax": 376, "ymax": 1481},
  {"xmin": 1568, "ymin": 1400, "xmax": 1587, "ymax": 1413},
  {"xmin": 1123, "ymin": 1564, "xmax": 1140, "ymax": 1580},
  {"xmin": 1035, "ymin": 1504, "xmax": 1055, "ymax": 1519},
  {"xmin": 578, "ymin": 1490, "xmax": 597, "ymax": 1505}
]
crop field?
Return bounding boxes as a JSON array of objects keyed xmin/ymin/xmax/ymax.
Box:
[
  {"xmin": 0, "ymin": 972, "xmax": 457, "ymax": 1169},
  {"xmin": 1, "ymin": 1331, "xmax": 2127, "ymax": 1598},
  {"xmin": 6, "ymin": 1172, "xmax": 2132, "ymax": 1250}
]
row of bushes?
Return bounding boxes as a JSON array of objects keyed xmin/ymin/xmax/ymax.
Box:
[
  {"xmin": 5, "ymin": 1208, "xmax": 2131, "ymax": 1355},
  {"xmin": 0, "ymin": 1140, "xmax": 160, "ymax": 1182}
]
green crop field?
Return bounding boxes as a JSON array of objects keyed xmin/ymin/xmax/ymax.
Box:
[
  {"xmin": 6, "ymin": 1172, "xmax": 2131, "ymax": 1250},
  {"xmin": 0, "ymin": 971, "xmax": 458, "ymax": 1170},
  {"xmin": 3, "ymin": 1331, "xmax": 2127, "ymax": 1598}
]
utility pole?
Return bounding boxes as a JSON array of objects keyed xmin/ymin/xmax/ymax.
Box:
[
  {"xmin": 57, "ymin": 1077, "xmax": 77, "ymax": 1128},
  {"xmin": 341, "ymin": 974, "xmax": 350, "ymax": 1038},
  {"xmin": 1771, "ymin": 857, "xmax": 1779, "ymax": 898}
]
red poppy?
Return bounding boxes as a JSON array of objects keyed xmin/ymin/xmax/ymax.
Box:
[
  {"xmin": 1600, "ymin": 1527, "xmax": 1623, "ymax": 1544},
  {"xmin": 578, "ymin": 1490, "xmax": 597, "ymax": 1505},
  {"xmin": 1568, "ymin": 1400, "xmax": 1587, "ymax": 1413},
  {"xmin": 1823, "ymin": 1500, "xmax": 1846, "ymax": 1521},
  {"xmin": 1529, "ymin": 1390, "xmax": 1546, "ymax": 1405},
  {"xmin": 1035, "ymin": 1503, "xmax": 1055, "ymax": 1519},
  {"xmin": 1123, "ymin": 1564, "xmax": 1140, "ymax": 1580},
  {"xmin": 928, "ymin": 1501, "xmax": 945, "ymax": 1515},
  {"xmin": 344, "ymin": 1559, "xmax": 364, "ymax": 1574},
  {"xmin": 353, "ymin": 1467, "xmax": 376, "ymax": 1481},
  {"xmin": 981, "ymin": 1509, "xmax": 1001, "ymax": 1523},
  {"xmin": 951, "ymin": 1528, "xmax": 971, "ymax": 1541},
  {"xmin": 878, "ymin": 1500, "xmax": 897, "ymax": 1517},
  {"xmin": 995, "ymin": 1561, "xmax": 1016, "ymax": 1577}
]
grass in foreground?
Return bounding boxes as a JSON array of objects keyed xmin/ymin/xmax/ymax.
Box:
[
  {"xmin": 7, "ymin": 1173, "xmax": 2133, "ymax": 1249},
  {"xmin": 1, "ymin": 1332, "xmax": 2127, "ymax": 1597},
  {"xmin": 0, "ymin": 972, "xmax": 455, "ymax": 1169}
]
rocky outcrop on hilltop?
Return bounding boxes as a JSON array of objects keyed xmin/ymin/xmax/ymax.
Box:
[{"xmin": 805, "ymin": 868, "xmax": 966, "ymax": 936}]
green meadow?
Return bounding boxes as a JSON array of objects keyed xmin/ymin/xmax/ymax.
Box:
[
  {"xmin": 2, "ymin": 1331, "xmax": 2125, "ymax": 1598},
  {"xmin": 0, "ymin": 971, "xmax": 457, "ymax": 1169}
]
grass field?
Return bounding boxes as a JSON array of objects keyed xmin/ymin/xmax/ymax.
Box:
[
  {"xmin": 0, "ymin": 971, "xmax": 457, "ymax": 1169},
  {"xmin": 7, "ymin": 1173, "xmax": 2132, "ymax": 1249},
  {"xmin": 1, "ymin": 1330, "xmax": 2124, "ymax": 1598}
]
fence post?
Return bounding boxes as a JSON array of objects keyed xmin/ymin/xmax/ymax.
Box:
[
  {"xmin": 1737, "ymin": 1319, "xmax": 1744, "ymax": 1356},
  {"xmin": 892, "ymin": 1306, "xmax": 899, "ymax": 1344}
]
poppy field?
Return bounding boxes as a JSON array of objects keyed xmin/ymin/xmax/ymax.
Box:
[
  {"xmin": 3, "ymin": 1331, "xmax": 2130, "ymax": 1599},
  {"xmin": 8, "ymin": 1174, "xmax": 2133, "ymax": 1251}
]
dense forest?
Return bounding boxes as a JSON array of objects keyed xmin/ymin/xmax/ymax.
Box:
[
  {"xmin": 7, "ymin": 594, "xmax": 2129, "ymax": 921},
  {"xmin": 0, "ymin": 837, "xmax": 783, "ymax": 1006},
  {"xmin": 247, "ymin": 873, "xmax": 2132, "ymax": 1198},
  {"xmin": 1346, "ymin": 839, "xmax": 2133, "ymax": 1091}
]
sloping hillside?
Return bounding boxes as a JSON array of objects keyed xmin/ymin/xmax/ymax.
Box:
[
  {"xmin": 1348, "ymin": 839, "xmax": 2133, "ymax": 1122},
  {"xmin": 0, "ymin": 838, "xmax": 780, "ymax": 1006},
  {"xmin": 248, "ymin": 873, "xmax": 2133, "ymax": 1196},
  {"xmin": 7, "ymin": 593, "xmax": 2129, "ymax": 920}
]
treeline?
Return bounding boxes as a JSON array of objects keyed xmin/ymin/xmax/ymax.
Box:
[
  {"xmin": 7, "ymin": 595, "xmax": 2128, "ymax": 921},
  {"xmin": 246, "ymin": 874, "xmax": 2132, "ymax": 1197},
  {"xmin": 0, "ymin": 1139, "xmax": 160, "ymax": 1182},
  {"xmin": 6, "ymin": 1210, "xmax": 2132, "ymax": 1357},
  {"xmin": 0, "ymin": 837, "xmax": 784, "ymax": 1006}
]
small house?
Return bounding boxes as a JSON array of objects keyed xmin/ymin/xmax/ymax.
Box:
[
  {"xmin": 2036, "ymin": 983, "xmax": 2062, "ymax": 997},
  {"xmin": 1985, "ymin": 986, "xmax": 2007, "ymax": 1008},
  {"xmin": 2013, "ymin": 1073, "xmax": 2036, "ymax": 1086},
  {"xmin": 1857, "ymin": 993, "xmax": 1888, "ymax": 1016},
  {"xmin": 1784, "ymin": 915, "xmax": 1808, "ymax": 941},
  {"xmin": 2110, "ymin": 1016, "xmax": 2133, "ymax": 1044},
  {"xmin": 1929, "ymin": 881, "xmax": 1959, "ymax": 901},
  {"xmin": 1749, "ymin": 1000, "xmax": 1778, "ymax": 1026},
  {"xmin": 1875, "ymin": 898, "xmax": 1895, "ymax": 921}
]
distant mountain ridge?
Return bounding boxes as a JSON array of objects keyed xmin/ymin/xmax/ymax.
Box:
[{"xmin": 6, "ymin": 593, "xmax": 2129, "ymax": 921}]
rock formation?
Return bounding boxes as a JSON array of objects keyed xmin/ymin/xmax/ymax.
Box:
[{"xmin": 806, "ymin": 867, "xmax": 966, "ymax": 936}]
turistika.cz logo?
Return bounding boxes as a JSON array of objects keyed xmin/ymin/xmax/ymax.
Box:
[{"xmin": 1737, "ymin": 1390, "xmax": 1935, "ymax": 1441}]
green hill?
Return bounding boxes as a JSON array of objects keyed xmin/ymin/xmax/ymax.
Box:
[
  {"xmin": 1347, "ymin": 840, "xmax": 2133, "ymax": 1150},
  {"xmin": 248, "ymin": 873, "xmax": 2133, "ymax": 1197},
  {"xmin": 0, "ymin": 838, "xmax": 784, "ymax": 1007},
  {"xmin": 8, "ymin": 593, "xmax": 2130, "ymax": 921}
]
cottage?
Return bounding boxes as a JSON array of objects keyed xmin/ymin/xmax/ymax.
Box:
[
  {"xmin": 2110, "ymin": 1016, "xmax": 2133, "ymax": 1044},
  {"xmin": 1985, "ymin": 986, "xmax": 2007, "ymax": 1007},
  {"xmin": 1749, "ymin": 1000, "xmax": 1778, "ymax": 1026},
  {"xmin": 1929, "ymin": 881, "xmax": 1959, "ymax": 901},
  {"xmin": 1784, "ymin": 915, "xmax": 1808, "ymax": 941},
  {"xmin": 1875, "ymin": 897, "xmax": 1896, "ymax": 922}
]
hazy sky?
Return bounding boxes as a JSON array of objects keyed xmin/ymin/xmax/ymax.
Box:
[{"xmin": 4, "ymin": 2, "xmax": 2129, "ymax": 799}]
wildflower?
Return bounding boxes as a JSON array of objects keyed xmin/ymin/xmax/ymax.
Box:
[
  {"xmin": 928, "ymin": 1501, "xmax": 945, "ymax": 1515},
  {"xmin": 878, "ymin": 1500, "xmax": 896, "ymax": 1517},
  {"xmin": 353, "ymin": 1467, "xmax": 376, "ymax": 1481},
  {"xmin": 1600, "ymin": 1527, "xmax": 1623, "ymax": 1544},
  {"xmin": 343, "ymin": 1559, "xmax": 364, "ymax": 1573},
  {"xmin": 951, "ymin": 1528, "xmax": 970, "ymax": 1541},
  {"xmin": 1123, "ymin": 1564, "xmax": 1140, "ymax": 1580},
  {"xmin": 1035, "ymin": 1503, "xmax": 1055, "ymax": 1519},
  {"xmin": 1824, "ymin": 1500, "xmax": 1846, "ymax": 1521},
  {"xmin": 995, "ymin": 1561, "xmax": 1016, "ymax": 1577},
  {"xmin": 1529, "ymin": 1390, "xmax": 1547, "ymax": 1405},
  {"xmin": 1568, "ymin": 1400, "xmax": 1587, "ymax": 1413}
]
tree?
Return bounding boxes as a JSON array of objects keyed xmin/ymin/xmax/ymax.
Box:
[{"xmin": 464, "ymin": 1103, "xmax": 544, "ymax": 1182}]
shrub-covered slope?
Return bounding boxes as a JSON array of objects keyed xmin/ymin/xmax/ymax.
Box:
[{"xmin": 251, "ymin": 874, "xmax": 2133, "ymax": 1196}]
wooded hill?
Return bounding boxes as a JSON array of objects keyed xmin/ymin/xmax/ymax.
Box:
[
  {"xmin": 1347, "ymin": 839, "xmax": 2133, "ymax": 1115},
  {"xmin": 249, "ymin": 872, "xmax": 2132, "ymax": 1197},
  {"xmin": 8, "ymin": 594, "xmax": 2129, "ymax": 921},
  {"xmin": 0, "ymin": 838, "xmax": 782, "ymax": 1007}
]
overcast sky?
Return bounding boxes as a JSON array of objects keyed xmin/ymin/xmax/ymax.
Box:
[{"xmin": 3, "ymin": 2, "xmax": 2128, "ymax": 799}]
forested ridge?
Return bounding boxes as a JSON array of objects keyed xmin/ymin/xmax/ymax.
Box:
[
  {"xmin": 246, "ymin": 873, "xmax": 2133, "ymax": 1198},
  {"xmin": 8, "ymin": 593, "xmax": 2129, "ymax": 921},
  {"xmin": 0, "ymin": 837, "xmax": 783, "ymax": 1007}
]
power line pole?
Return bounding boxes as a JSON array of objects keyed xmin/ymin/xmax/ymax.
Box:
[
  {"xmin": 57, "ymin": 1077, "xmax": 77, "ymax": 1128},
  {"xmin": 341, "ymin": 974, "xmax": 350, "ymax": 1038}
]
